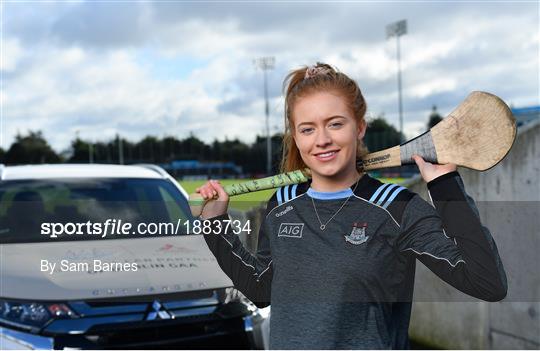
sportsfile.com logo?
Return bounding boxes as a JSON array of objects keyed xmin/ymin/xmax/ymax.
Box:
[{"xmin": 278, "ymin": 223, "xmax": 304, "ymax": 238}]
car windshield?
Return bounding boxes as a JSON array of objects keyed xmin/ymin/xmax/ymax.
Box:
[{"xmin": 0, "ymin": 178, "xmax": 192, "ymax": 244}]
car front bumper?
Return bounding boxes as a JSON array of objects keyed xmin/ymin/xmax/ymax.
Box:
[{"xmin": 0, "ymin": 310, "xmax": 268, "ymax": 350}]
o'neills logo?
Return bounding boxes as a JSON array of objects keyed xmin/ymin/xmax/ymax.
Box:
[
  {"xmin": 364, "ymin": 154, "xmax": 390, "ymax": 164},
  {"xmin": 275, "ymin": 205, "xmax": 294, "ymax": 217}
]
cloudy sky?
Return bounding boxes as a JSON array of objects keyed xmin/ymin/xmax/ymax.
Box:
[{"xmin": 2, "ymin": 1, "xmax": 539, "ymax": 153}]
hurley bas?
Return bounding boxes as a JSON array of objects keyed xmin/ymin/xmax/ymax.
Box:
[{"xmin": 41, "ymin": 259, "xmax": 138, "ymax": 275}]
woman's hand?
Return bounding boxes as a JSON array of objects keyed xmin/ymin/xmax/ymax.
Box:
[
  {"xmin": 412, "ymin": 154, "xmax": 457, "ymax": 183},
  {"xmin": 196, "ymin": 180, "xmax": 230, "ymax": 219}
]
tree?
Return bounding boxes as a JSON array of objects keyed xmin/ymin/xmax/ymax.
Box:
[
  {"xmin": 427, "ymin": 105, "xmax": 443, "ymax": 129},
  {"xmin": 364, "ymin": 116, "xmax": 403, "ymax": 152},
  {"xmin": 138, "ymin": 136, "xmax": 159, "ymax": 163},
  {"xmin": 69, "ymin": 137, "xmax": 92, "ymax": 163},
  {"xmin": 5, "ymin": 131, "xmax": 61, "ymax": 165},
  {"xmin": 163, "ymin": 136, "xmax": 181, "ymax": 163},
  {"xmin": 180, "ymin": 133, "xmax": 207, "ymax": 160}
]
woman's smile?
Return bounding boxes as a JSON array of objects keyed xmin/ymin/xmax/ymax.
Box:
[{"xmin": 313, "ymin": 149, "xmax": 340, "ymax": 162}]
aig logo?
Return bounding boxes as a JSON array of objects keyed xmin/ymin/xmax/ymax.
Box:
[{"xmin": 278, "ymin": 223, "xmax": 304, "ymax": 238}]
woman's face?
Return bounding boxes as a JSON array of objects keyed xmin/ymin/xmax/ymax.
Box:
[{"xmin": 292, "ymin": 91, "xmax": 366, "ymax": 183}]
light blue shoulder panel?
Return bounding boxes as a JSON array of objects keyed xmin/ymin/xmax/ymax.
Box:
[
  {"xmin": 367, "ymin": 183, "xmax": 407, "ymax": 209},
  {"xmin": 276, "ymin": 184, "xmax": 301, "ymax": 205}
]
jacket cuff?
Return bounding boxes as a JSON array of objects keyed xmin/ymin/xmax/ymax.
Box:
[
  {"xmin": 202, "ymin": 213, "xmax": 230, "ymax": 221},
  {"xmin": 427, "ymin": 171, "xmax": 460, "ymax": 188},
  {"xmin": 427, "ymin": 171, "xmax": 466, "ymax": 201}
]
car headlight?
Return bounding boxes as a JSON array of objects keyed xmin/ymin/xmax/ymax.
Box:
[
  {"xmin": 0, "ymin": 300, "xmax": 77, "ymax": 331},
  {"xmin": 257, "ymin": 306, "xmax": 271, "ymax": 319}
]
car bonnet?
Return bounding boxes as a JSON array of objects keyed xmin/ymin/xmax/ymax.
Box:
[{"xmin": 0, "ymin": 236, "xmax": 233, "ymax": 300}]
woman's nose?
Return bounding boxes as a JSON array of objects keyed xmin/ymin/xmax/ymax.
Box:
[{"xmin": 315, "ymin": 129, "xmax": 332, "ymax": 147}]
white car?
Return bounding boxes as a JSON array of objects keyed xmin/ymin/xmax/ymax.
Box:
[{"xmin": 0, "ymin": 164, "xmax": 269, "ymax": 349}]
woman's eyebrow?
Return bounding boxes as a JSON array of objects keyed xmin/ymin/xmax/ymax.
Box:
[
  {"xmin": 328, "ymin": 115, "xmax": 347, "ymax": 121},
  {"xmin": 296, "ymin": 115, "xmax": 347, "ymax": 127}
]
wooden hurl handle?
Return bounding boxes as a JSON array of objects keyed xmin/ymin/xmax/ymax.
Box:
[{"xmin": 189, "ymin": 170, "xmax": 310, "ymax": 217}]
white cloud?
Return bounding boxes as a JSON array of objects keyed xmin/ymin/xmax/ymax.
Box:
[
  {"xmin": 2, "ymin": 41, "xmax": 279, "ymax": 151},
  {"xmin": 2, "ymin": 1, "xmax": 538, "ymax": 154},
  {"xmin": 404, "ymin": 121, "xmax": 427, "ymax": 140},
  {"xmin": 1, "ymin": 38, "xmax": 23, "ymax": 72},
  {"xmin": 408, "ymin": 78, "xmax": 458, "ymax": 99}
]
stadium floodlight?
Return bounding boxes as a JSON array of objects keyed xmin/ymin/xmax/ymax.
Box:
[
  {"xmin": 253, "ymin": 56, "xmax": 275, "ymax": 175},
  {"xmin": 386, "ymin": 19, "xmax": 407, "ymax": 143},
  {"xmin": 386, "ymin": 19, "xmax": 407, "ymax": 39}
]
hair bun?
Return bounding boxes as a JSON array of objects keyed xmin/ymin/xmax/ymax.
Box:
[{"xmin": 304, "ymin": 65, "xmax": 332, "ymax": 80}]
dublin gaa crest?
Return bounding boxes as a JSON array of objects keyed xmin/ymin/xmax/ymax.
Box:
[{"xmin": 344, "ymin": 222, "xmax": 369, "ymax": 245}]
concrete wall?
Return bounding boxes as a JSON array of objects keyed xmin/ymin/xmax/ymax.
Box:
[{"xmin": 407, "ymin": 120, "xmax": 540, "ymax": 349}]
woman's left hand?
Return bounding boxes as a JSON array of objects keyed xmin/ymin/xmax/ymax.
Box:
[{"xmin": 412, "ymin": 154, "xmax": 457, "ymax": 183}]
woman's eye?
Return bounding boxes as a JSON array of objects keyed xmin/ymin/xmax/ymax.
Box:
[
  {"xmin": 300, "ymin": 128, "xmax": 314, "ymax": 134},
  {"xmin": 329, "ymin": 122, "xmax": 343, "ymax": 129}
]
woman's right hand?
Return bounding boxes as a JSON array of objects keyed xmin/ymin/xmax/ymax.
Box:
[{"xmin": 196, "ymin": 180, "xmax": 230, "ymax": 219}]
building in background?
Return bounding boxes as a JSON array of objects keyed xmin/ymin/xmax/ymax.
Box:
[{"xmin": 162, "ymin": 160, "xmax": 243, "ymax": 179}]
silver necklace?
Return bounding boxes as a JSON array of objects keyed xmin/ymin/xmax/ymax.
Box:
[{"xmin": 310, "ymin": 176, "xmax": 361, "ymax": 231}]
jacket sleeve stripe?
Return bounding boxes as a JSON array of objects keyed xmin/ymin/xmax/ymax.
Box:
[
  {"xmin": 291, "ymin": 183, "xmax": 298, "ymax": 199},
  {"xmin": 381, "ymin": 186, "xmax": 406, "ymax": 209},
  {"xmin": 220, "ymin": 234, "xmax": 273, "ymax": 281},
  {"xmin": 276, "ymin": 187, "xmax": 283, "ymax": 205},
  {"xmin": 369, "ymin": 183, "xmax": 391, "ymax": 203},
  {"xmin": 376, "ymin": 184, "xmax": 400, "ymax": 206},
  {"xmin": 401, "ymin": 247, "xmax": 466, "ymax": 267}
]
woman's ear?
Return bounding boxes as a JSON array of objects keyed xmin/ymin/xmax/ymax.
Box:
[
  {"xmin": 289, "ymin": 120, "xmax": 297, "ymax": 141},
  {"xmin": 357, "ymin": 120, "xmax": 367, "ymax": 140}
]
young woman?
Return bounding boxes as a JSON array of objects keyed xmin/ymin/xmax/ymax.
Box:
[{"xmin": 196, "ymin": 63, "xmax": 507, "ymax": 349}]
